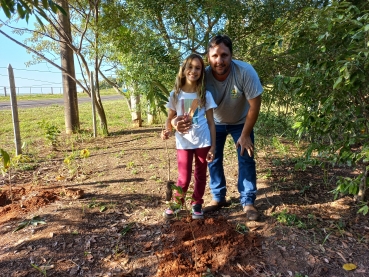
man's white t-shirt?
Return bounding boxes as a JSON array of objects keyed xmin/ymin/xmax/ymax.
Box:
[{"xmin": 166, "ymin": 90, "xmax": 217, "ymax": 149}]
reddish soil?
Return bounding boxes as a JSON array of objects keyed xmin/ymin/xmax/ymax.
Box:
[{"xmin": 0, "ymin": 127, "xmax": 368, "ymax": 276}]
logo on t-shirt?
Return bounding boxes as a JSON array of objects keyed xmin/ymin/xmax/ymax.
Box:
[
  {"xmin": 231, "ymin": 85, "xmax": 242, "ymax": 99},
  {"xmin": 181, "ymin": 99, "xmax": 199, "ymax": 124}
]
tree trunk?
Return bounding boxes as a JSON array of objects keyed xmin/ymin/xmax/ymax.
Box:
[
  {"xmin": 131, "ymin": 85, "xmax": 142, "ymax": 127},
  {"xmin": 58, "ymin": 0, "xmax": 79, "ymax": 134},
  {"xmin": 357, "ymin": 165, "xmax": 368, "ymax": 202}
]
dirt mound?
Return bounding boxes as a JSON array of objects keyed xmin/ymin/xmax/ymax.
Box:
[
  {"xmin": 0, "ymin": 185, "xmax": 59, "ymax": 224},
  {"xmin": 157, "ymin": 216, "xmax": 262, "ymax": 276}
]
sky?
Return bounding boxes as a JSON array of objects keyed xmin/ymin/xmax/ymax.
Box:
[{"xmin": 0, "ymin": 13, "xmax": 73, "ymax": 95}]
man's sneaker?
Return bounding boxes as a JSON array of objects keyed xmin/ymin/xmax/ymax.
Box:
[
  {"xmin": 243, "ymin": 205, "xmax": 259, "ymax": 221},
  {"xmin": 192, "ymin": 204, "xmax": 204, "ymax": 219},
  {"xmin": 163, "ymin": 205, "xmax": 181, "ymax": 219},
  {"xmin": 203, "ymin": 199, "xmax": 229, "ymax": 213}
]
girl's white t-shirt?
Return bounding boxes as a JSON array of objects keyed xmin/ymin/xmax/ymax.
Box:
[{"xmin": 166, "ymin": 90, "xmax": 217, "ymax": 150}]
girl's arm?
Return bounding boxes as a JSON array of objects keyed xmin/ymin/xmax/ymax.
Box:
[
  {"xmin": 205, "ymin": 108, "xmax": 216, "ymax": 162},
  {"xmin": 161, "ymin": 109, "xmax": 176, "ymax": 140}
]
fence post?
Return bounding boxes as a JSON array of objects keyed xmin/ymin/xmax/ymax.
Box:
[
  {"xmin": 8, "ymin": 64, "xmax": 22, "ymax": 155},
  {"xmin": 4, "ymin": 87, "xmax": 6, "ymax": 96},
  {"xmin": 51, "ymin": 87, "xmax": 53, "ymax": 94},
  {"xmin": 30, "ymin": 87, "xmax": 31, "ymax": 95}
]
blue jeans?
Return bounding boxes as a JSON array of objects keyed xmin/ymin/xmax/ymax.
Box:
[{"xmin": 208, "ymin": 124, "xmax": 257, "ymax": 206}]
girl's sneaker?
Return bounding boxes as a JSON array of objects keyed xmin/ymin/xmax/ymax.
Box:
[
  {"xmin": 192, "ymin": 204, "xmax": 204, "ymax": 219},
  {"xmin": 163, "ymin": 205, "xmax": 181, "ymax": 219}
]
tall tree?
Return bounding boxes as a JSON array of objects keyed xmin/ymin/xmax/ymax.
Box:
[
  {"xmin": 58, "ymin": 0, "xmax": 79, "ymax": 134},
  {"xmin": 1, "ymin": 0, "xmax": 111, "ymax": 134}
]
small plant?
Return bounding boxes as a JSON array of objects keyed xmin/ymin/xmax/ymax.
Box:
[
  {"xmin": 126, "ymin": 161, "xmax": 135, "ymax": 169},
  {"xmin": 235, "ymin": 223, "xmax": 249, "ymax": 234},
  {"xmin": 63, "ymin": 149, "xmax": 90, "ymax": 178},
  {"xmin": 201, "ymin": 268, "xmax": 215, "ymax": 277},
  {"xmin": 87, "ymin": 198, "xmax": 107, "ymax": 212},
  {"xmin": 13, "ymin": 216, "xmax": 46, "ymax": 233},
  {"xmin": 272, "ymin": 136, "xmax": 289, "ymax": 156},
  {"xmin": 31, "ymin": 263, "xmax": 48, "ymax": 277},
  {"xmin": 37, "ymin": 120, "xmax": 61, "ymax": 148},
  {"xmin": 1, "ymin": 148, "xmax": 13, "ymax": 201},
  {"xmin": 273, "ymin": 209, "xmax": 306, "ymax": 228},
  {"xmin": 120, "ymin": 222, "xmax": 134, "ymax": 236}
]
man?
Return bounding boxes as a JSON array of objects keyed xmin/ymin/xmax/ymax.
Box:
[{"xmin": 174, "ymin": 35, "xmax": 263, "ymax": 221}]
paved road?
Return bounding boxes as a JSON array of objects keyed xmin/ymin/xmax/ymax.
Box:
[{"xmin": 0, "ymin": 95, "xmax": 123, "ymax": 110}]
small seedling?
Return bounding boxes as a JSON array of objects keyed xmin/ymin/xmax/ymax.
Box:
[
  {"xmin": 127, "ymin": 161, "xmax": 135, "ymax": 169},
  {"xmin": 37, "ymin": 120, "xmax": 61, "ymax": 148},
  {"xmin": 13, "ymin": 216, "xmax": 46, "ymax": 233},
  {"xmin": 235, "ymin": 223, "xmax": 249, "ymax": 234},
  {"xmin": 201, "ymin": 268, "xmax": 214, "ymax": 277},
  {"xmin": 0, "ymin": 148, "xmax": 12, "ymax": 201},
  {"xmin": 31, "ymin": 263, "xmax": 47, "ymax": 277},
  {"xmin": 120, "ymin": 222, "xmax": 134, "ymax": 236}
]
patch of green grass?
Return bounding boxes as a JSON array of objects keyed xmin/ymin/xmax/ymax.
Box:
[
  {"xmin": 0, "ymin": 94, "xmax": 132, "ymax": 154},
  {"xmin": 272, "ymin": 209, "xmax": 307, "ymax": 228}
]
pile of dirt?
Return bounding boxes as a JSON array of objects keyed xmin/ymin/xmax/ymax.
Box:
[
  {"xmin": 157, "ymin": 216, "xmax": 261, "ymax": 276},
  {"xmin": 0, "ymin": 185, "xmax": 59, "ymax": 224}
]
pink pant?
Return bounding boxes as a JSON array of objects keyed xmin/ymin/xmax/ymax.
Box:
[{"xmin": 175, "ymin": 146, "xmax": 211, "ymax": 205}]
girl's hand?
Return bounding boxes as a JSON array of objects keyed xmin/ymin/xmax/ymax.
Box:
[
  {"xmin": 206, "ymin": 150, "xmax": 214, "ymax": 163},
  {"xmin": 161, "ymin": 129, "xmax": 171, "ymax": 140}
]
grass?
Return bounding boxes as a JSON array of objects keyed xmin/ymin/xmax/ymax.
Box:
[{"xmin": 0, "ymin": 93, "xmax": 134, "ymax": 156}]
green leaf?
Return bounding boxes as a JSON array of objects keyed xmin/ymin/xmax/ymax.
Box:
[
  {"xmin": 0, "ymin": 149, "xmax": 10, "ymax": 170},
  {"xmin": 30, "ymin": 216, "xmax": 46, "ymax": 225},
  {"xmin": 0, "ymin": 0, "xmax": 12, "ymax": 18},
  {"xmin": 120, "ymin": 222, "xmax": 134, "ymax": 236},
  {"xmin": 34, "ymin": 14, "xmax": 45, "ymax": 29},
  {"xmin": 99, "ymin": 205, "xmax": 107, "ymax": 212},
  {"xmin": 52, "ymin": 2, "xmax": 66, "ymax": 15},
  {"xmin": 357, "ymin": 205, "xmax": 368, "ymax": 215},
  {"xmin": 48, "ymin": 0, "xmax": 57, "ymax": 13},
  {"xmin": 19, "ymin": 0, "xmax": 32, "ymax": 13},
  {"xmin": 42, "ymin": 0, "xmax": 48, "ymax": 9},
  {"xmin": 16, "ymin": 3, "xmax": 26, "ymax": 18},
  {"xmin": 13, "ymin": 221, "xmax": 30, "ymax": 233},
  {"xmin": 333, "ymin": 77, "xmax": 342, "ymax": 89}
]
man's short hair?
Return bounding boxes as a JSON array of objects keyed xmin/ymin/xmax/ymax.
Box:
[{"xmin": 207, "ymin": 35, "xmax": 233, "ymax": 55}]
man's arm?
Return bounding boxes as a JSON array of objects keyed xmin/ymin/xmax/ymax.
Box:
[
  {"xmin": 171, "ymin": 115, "xmax": 192, "ymax": 134},
  {"xmin": 236, "ymin": 95, "xmax": 262, "ymax": 156}
]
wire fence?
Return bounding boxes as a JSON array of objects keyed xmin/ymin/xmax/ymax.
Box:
[
  {"xmin": 2, "ymin": 86, "xmax": 63, "ymax": 96},
  {"xmin": 1, "ymin": 65, "xmax": 118, "ymax": 96}
]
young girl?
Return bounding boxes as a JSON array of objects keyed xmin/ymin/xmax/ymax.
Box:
[{"xmin": 161, "ymin": 53, "xmax": 217, "ymax": 219}]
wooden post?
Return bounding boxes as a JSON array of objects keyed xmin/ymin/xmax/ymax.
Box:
[
  {"xmin": 90, "ymin": 72, "xmax": 97, "ymax": 138},
  {"xmin": 51, "ymin": 87, "xmax": 53, "ymax": 94},
  {"xmin": 4, "ymin": 87, "xmax": 6, "ymax": 96},
  {"xmin": 8, "ymin": 64, "xmax": 22, "ymax": 155}
]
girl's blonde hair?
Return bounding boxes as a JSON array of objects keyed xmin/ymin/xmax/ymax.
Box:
[{"xmin": 173, "ymin": 53, "xmax": 206, "ymax": 107}]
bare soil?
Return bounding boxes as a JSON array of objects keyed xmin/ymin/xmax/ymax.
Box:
[{"xmin": 0, "ymin": 127, "xmax": 368, "ymax": 277}]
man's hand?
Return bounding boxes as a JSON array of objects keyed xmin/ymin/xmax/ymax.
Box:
[
  {"xmin": 172, "ymin": 115, "xmax": 192, "ymax": 133},
  {"xmin": 236, "ymin": 135, "xmax": 254, "ymax": 157}
]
